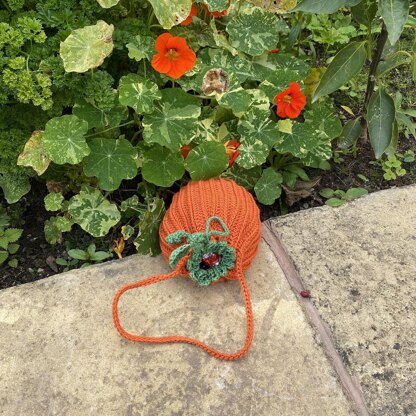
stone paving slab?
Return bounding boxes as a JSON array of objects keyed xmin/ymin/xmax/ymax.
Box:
[
  {"xmin": 271, "ymin": 185, "xmax": 416, "ymax": 416},
  {"xmin": 0, "ymin": 242, "xmax": 354, "ymax": 416}
]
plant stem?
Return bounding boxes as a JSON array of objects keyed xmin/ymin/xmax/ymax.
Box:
[
  {"xmin": 147, "ymin": 9, "xmax": 155, "ymax": 31},
  {"xmin": 85, "ymin": 120, "xmax": 135, "ymax": 138},
  {"xmin": 360, "ymin": 22, "xmax": 389, "ymax": 142}
]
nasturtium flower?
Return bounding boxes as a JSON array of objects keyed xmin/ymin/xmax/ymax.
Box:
[
  {"xmin": 202, "ymin": 0, "xmax": 230, "ymax": 17},
  {"xmin": 180, "ymin": 3, "xmax": 198, "ymax": 25},
  {"xmin": 151, "ymin": 33, "xmax": 196, "ymax": 79},
  {"xmin": 269, "ymin": 48, "xmax": 280, "ymax": 53},
  {"xmin": 224, "ymin": 140, "xmax": 240, "ymax": 167},
  {"xmin": 274, "ymin": 82, "xmax": 307, "ymax": 119}
]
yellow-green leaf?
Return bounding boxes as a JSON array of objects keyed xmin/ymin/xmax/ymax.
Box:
[
  {"xmin": 60, "ymin": 20, "xmax": 114, "ymax": 73},
  {"xmin": 17, "ymin": 131, "xmax": 51, "ymax": 175}
]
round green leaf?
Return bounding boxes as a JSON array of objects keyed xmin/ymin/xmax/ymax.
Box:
[
  {"xmin": 254, "ymin": 167, "xmax": 283, "ymax": 205},
  {"xmin": 73, "ymin": 100, "xmax": 128, "ymax": 129},
  {"xmin": 304, "ymin": 103, "xmax": 343, "ymax": 140},
  {"xmin": 320, "ymin": 188, "xmax": 335, "ymax": 199},
  {"xmin": 345, "ymin": 187, "xmax": 368, "ymax": 201},
  {"xmin": 274, "ymin": 122, "xmax": 320, "ymax": 158},
  {"xmin": 219, "ymin": 88, "xmax": 252, "ymax": 116},
  {"xmin": 43, "ymin": 115, "xmax": 90, "ymax": 165},
  {"xmin": 143, "ymin": 89, "xmax": 201, "ymax": 150},
  {"xmin": 44, "ymin": 217, "xmax": 73, "ymax": 244},
  {"xmin": 142, "ymin": 146, "xmax": 184, "ymax": 187},
  {"xmin": 238, "ymin": 107, "xmax": 280, "ymax": 149},
  {"xmin": 221, "ymin": 165, "xmax": 262, "ymax": 191},
  {"xmin": 313, "ymin": 42, "xmax": 367, "ymax": 102},
  {"xmin": 44, "ymin": 192, "xmax": 64, "ymax": 212},
  {"xmin": 119, "ymin": 74, "xmax": 162, "ymax": 114},
  {"xmin": 127, "ymin": 34, "xmax": 155, "ymax": 62},
  {"xmin": 17, "ymin": 131, "xmax": 51, "ymax": 176},
  {"xmin": 326, "ymin": 198, "xmax": 345, "ymax": 207},
  {"xmin": 237, "ymin": 137, "xmax": 269, "ymax": 169},
  {"xmin": 185, "ymin": 142, "xmax": 229, "ymax": 180},
  {"xmin": 68, "ymin": 187, "xmax": 121, "ymax": 237},
  {"xmin": 0, "ymin": 173, "xmax": 31, "ymax": 204},
  {"xmin": 252, "ymin": 53, "xmax": 309, "ymax": 83},
  {"xmin": 227, "ymin": 8, "xmax": 281, "ymax": 56},
  {"xmin": 68, "ymin": 249, "xmax": 89, "ymax": 260},
  {"xmin": 83, "ymin": 138, "xmax": 138, "ymax": 191},
  {"xmin": 60, "ymin": 20, "xmax": 114, "ymax": 73}
]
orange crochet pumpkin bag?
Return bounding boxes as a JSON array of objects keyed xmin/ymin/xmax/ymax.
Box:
[{"xmin": 112, "ymin": 178, "xmax": 261, "ymax": 360}]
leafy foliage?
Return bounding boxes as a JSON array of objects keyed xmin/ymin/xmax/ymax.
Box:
[{"xmin": 0, "ymin": 0, "xmax": 413, "ymax": 264}]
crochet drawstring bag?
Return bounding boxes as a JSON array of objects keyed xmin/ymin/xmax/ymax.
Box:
[{"xmin": 112, "ymin": 178, "xmax": 261, "ymax": 360}]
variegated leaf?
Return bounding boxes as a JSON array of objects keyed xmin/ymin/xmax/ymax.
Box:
[
  {"xmin": 147, "ymin": 0, "xmax": 193, "ymax": 29},
  {"xmin": 236, "ymin": 136, "xmax": 269, "ymax": 169},
  {"xmin": 17, "ymin": 131, "xmax": 51, "ymax": 175},
  {"xmin": 97, "ymin": 0, "xmax": 120, "ymax": 7},
  {"xmin": 68, "ymin": 187, "xmax": 121, "ymax": 237},
  {"xmin": 119, "ymin": 74, "xmax": 161, "ymax": 114},
  {"xmin": 227, "ymin": 8, "xmax": 281, "ymax": 56},
  {"xmin": 238, "ymin": 107, "xmax": 280, "ymax": 149},
  {"xmin": 134, "ymin": 197, "xmax": 166, "ymax": 256},
  {"xmin": 42, "ymin": 115, "xmax": 90, "ymax": 165},
  {"xmin": 143, "ymin": 89, "xmax": 201, "ymax": 150},
  {"xmin": 60, "ymin": 21, "xmax": 114, "ymax": 73}
]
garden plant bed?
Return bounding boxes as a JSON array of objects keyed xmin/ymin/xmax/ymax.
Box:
[
  {"xmin": 3, "ymin": 134, "xmax": 415, "ymax": 290},
  {"xmin": 0, "ymin": 1, "xmax": 415, "ymax": 289}
]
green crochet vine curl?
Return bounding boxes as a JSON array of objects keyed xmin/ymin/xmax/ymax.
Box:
[{"xmin": 166, "ymin": 216, "xmax": 236, "ymax": 286}]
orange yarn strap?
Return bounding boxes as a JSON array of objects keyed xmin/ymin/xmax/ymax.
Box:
[{"xmin": 112, "ymin": 260, "xmax": 254, "ymax": 361}]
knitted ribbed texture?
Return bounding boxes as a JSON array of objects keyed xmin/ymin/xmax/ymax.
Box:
[{"xmin": 112, "ymin": 178, "xmax": 262, "ymax": 360}]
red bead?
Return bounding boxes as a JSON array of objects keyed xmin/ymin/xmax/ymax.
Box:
[
  {"xmin": 300, "ymin": 290, "xmax": 310, "ymax": 298},
  {"xmin": 201, "ymin": 253, "xmax": 221, "ymax": 268}
]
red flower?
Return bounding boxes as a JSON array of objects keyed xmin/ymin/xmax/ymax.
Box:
[
  {"xmin": 225, "ymin": 140, "xmax": 240, "ymax": 167},
  {"xmin": 180, "ymin": 144, "xmax": 191, "ymax": 159},
  {"xmin": 180, "ymin": 3, "xmax": 198, "ymax": 25},
  {"xmin": 202, "ymin": 0, "xmax": 230, "ymax": 17},
  {"xmin": 270, "ymin": 48, "xmax": 280, "ymax": 53},
  {"xmin": 274, "ymin": 82, "xmax": 307, "ymax": 119},
  {"xmin": 151, "ymin": 33, "xmax": 196, "ymax": 79}
]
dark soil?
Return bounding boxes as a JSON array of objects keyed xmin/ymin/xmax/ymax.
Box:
[{"xmin": 2, "ymin": 133, "xmax": 415, "ymax": 290}]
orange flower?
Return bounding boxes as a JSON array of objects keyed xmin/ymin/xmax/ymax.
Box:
[
  {"xmin": 224, "ymin": 140, "xmax": 240, "ymax": 167},
  {"xmin": 151, "ymin": 33, "xmax": 197, "ymax": 79},
  {"xmin": 202, "ymin": 0, "xmax": 230, "ymax": 17},
  {"xmin": 274, "ymin": 82, "xmax": 307, "ymax": 119},
  {"xmin": 180, "ymin": 3, "xmax": 198, "ymax": 25},
  {"xmin": 180, "ymin": 144, "xmax": 191, "ymax": 159}
]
